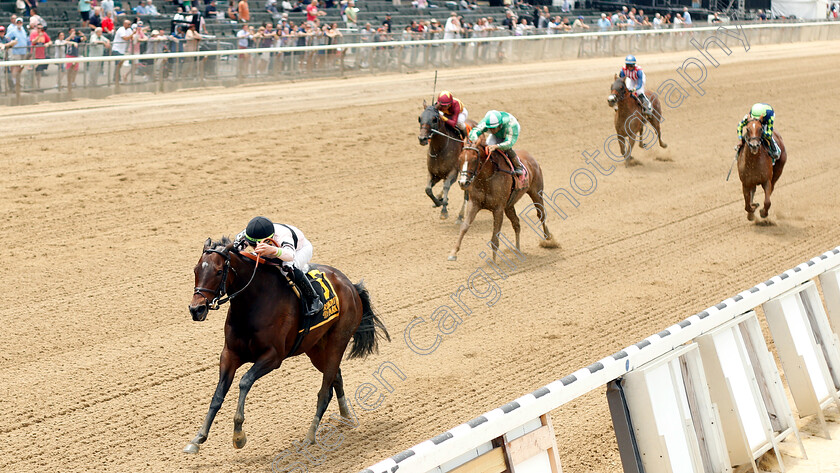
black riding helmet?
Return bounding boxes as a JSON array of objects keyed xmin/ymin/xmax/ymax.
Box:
[{"xmin": 245, "ymin": 216, "xmax": 275, "ymax": 242}]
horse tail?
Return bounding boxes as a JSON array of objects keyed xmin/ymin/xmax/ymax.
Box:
[{"xmin": 348, "ymin": 281, "xmax": 391, "ymax": 359}]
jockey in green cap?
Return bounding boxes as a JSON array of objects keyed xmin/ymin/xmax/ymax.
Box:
[
  {"xmin": 468, "ymin": 110, "xmax": 524, "ymax": 176},
  {"xmin": 737, "ymin": 103, "xmax": 781, "ymax": 159}
]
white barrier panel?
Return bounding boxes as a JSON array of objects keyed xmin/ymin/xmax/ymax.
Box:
[
  {"xmin": 696, "ymin": 312, "xmax": 803, "ymax": 470},
  {"xmin": 617, "ymin": 344, "xmax": 730, "ymax": 472},
  {"xmin": 818, "ymin": 267, "xmax": 840, "ymax": 336},
  {"xmin": 361, "ymin": 246, "xmax": 840, "ymax": 473},
  {"xmin": 762, "ymin": 281, "xmax": 840, "ymax": 436}
]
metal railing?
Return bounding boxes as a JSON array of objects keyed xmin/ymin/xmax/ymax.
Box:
[{"xmin": 1, "ymin": 20, "xmax": 838, "ymax": 104}]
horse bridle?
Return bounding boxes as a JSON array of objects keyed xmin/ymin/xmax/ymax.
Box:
[
  {"xmin": 193, "ymin": 247, "xmax": 260, "ymax": 311},
  {"xmin": 611, "ymin": 82, "xmax": 626, "ymax": 102},
  {"xmin": 459, "ymin": 145, "xmax": 490, "ymax": 185}
]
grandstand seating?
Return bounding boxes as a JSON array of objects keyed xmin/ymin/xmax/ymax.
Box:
[{"xmin": 2, "ymin": 0, "xmax": 711, "ymax": 40}]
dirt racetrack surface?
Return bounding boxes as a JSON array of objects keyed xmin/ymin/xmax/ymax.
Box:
[{"xmin": 2, "ymin": 40, "xmax": 840, "ymax": 473}]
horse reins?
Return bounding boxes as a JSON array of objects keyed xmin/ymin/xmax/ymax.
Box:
[
  {"xmin": 193, "ymin": 248, "xmax": 260, "ymax": 311},
  {"xmin": 460, "ymin": 145, "xmax": 490, "ymax": 184}
]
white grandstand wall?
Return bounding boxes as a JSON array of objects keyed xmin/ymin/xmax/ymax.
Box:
[{"xmin": 361, "ymin": 246, "xmax": 840, "ymax": 473}]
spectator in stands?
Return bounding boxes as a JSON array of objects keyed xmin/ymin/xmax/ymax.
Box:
[
  {"xmin": 146, "ymin": 0, "xmax": 161, "ymax": 16},
  {"xmin": 6, "ymin": 18, "xmax": 28, "ymax": 91},
  {"xmin": 609, "ymin": 10, "xmax": 619, "ymax": 26},
  {"xmin": 15, "ymin": 0, "xmax": 31, "ymax": 17},
  {"xmin": 537, "ymin": 10, "xmax": 548, "ymax": 30},
  {"xmin": 382, "ymin": 15, "xmax": 393, "ymax": 33},
  {"xmin": 102, "ymin": 12, "xmax": 115, "ymax": 33},
  {"xmin": 205, "ymin": 0, "xmax": 218, "ymax": 17},
  {"xmin": 90, "ymin": 7, "xmax": 103, "ymax": 29},
  {"xmin": 502, "ymin": 10, "xmax": 516, "ymax": 30},
  {"xmin": 673, "ymin": 13, "xmax": 684, "ymax": 28},
  {"xmin": 414, "ymin": 0, "xmax": 428, "ymax": 8},
  {"xmin": 239, "ymin": 0, "xmax": 250, "ymax": 22},
  {"xmin": 641, "ymin": 15, "xmax": 651, "ymax": 28},
  {"xmin": 236, "ymin": 22, "xmax": 250, "ymax": 75},
  {"xmin": 305, "ymin": 0, "xmax": 325, "ymax": 25},
  {"xmin": 101, "ymin": 0, "xmax": 115, "ymax": 18},
  {"xmin": 561, "ymin": 0, "xmax": 570, "ymax": 13},
  {"xmin": 443, "ymin": 12, "xmax": 461, "ymax": 39},
  {"xmin": 79, "ymin": 0, "xmax": 93, "ymax": 28},
  {"xmin": 651, "ymin": 12, "xmax": 662, "ymax": 29},
  {"xmin": 65, "ymin": 28, "xmax": 85, "ymax": 87},
  {"xmin": 711, "ymin": 12, "xmax": 722, "ymax": 23},
  {"xmin": 29, "ymin": 8, "xmax": 46, "ymax": 29},
  {"xmin": 135, "ymin": 2, "xmax": 148, "ymax": 14},
  {"xmin": 266, "ymin": 0, "xmax": 280, "ymax": 19},
  {"xmin": 597, "ymin": 13, "xmax": 610, "ymax": 31},
  {"xmin": 683, "ymin": 7, "xmax": 692, "ymax": 25},
  {"xmin": 227, "ymin": 3, "xmax": 239, "ymax": 21},
  {"xmin": 757, "ymin": 9, "xmax": 767, "ymax": 20},
  {"xmin": 112, "ymin": 19, "xmax": 134, "ymax": 82},
  {"xmin": 573, "ymin": 16, "xmax": 588, "ymax": 30},
  {"xmin": 87, "ymin": 26, "xmax": 109, "ymax": 84},
  {"xmin": 344, "ymin": 0, "xmax": 357, "ymax": 28},
  {"xmin": 29, "ymin": 24, "xmax": 50, "ymax": 89}
]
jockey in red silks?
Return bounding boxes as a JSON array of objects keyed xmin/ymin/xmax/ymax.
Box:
[
  {"xmin": 434, "ymin": 90, "xmax": 469, "ymax": 136},
  {"xmin": 619, "ymin": 55, "xmax": 653, "ymax": 117}
]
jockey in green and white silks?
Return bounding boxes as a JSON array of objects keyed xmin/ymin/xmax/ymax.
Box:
[
  {"xmin": 468, "ymin": 110, "xmax": 525, "ymax": 176},
  {"xmin": 738, "ymin": 103, "xmax": 780, "ymax": 159}
]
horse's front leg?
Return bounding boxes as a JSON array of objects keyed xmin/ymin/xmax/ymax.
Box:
[
  {"xmin": 743, "ymin": 184, "xmax": 757, "ymax": 221},
  {"xmin": 448, "ymin": 200, "xmax": 481, "ymax": 261},
  {"xmin": 232, "ymin": 350, "xmax": 282, "ymax": 449},
  {"xmin": 489, "ymin": 208, "xmax": 505, "ymax": 262},
  {"xmin": 456, "ymin": 191, "xmax": 468, "ymax": 225},
  {"xmin": 184, "ymin": 349, "xmax": 241, "ymax": 454},
  {"xmin": 438, "ymin": 170, "xmax": 458, "ymax": 220},
  {"xmin": 760, "ymin": 182, "xmax": 772, "ymax": 219},
  {"xmin": 425, "ymin": 174, "xmax": 443, "ymax": 207}
]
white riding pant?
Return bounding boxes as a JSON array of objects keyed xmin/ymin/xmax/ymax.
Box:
[
  {"xmin": 456, "ymin": 109, "xmax": 468, "ymax": 128},
  {"xmin": 285, "ymin": 240, "xmax": 313, "ymax": 272},
  {"xmin": 625, "ymin": 77, "xmax": 645, "ymax": 95}
]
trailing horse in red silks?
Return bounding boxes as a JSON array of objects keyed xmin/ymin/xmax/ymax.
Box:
[
  {"xmin": 418, "ymin": 101, "xmax": 473, "ymax": 223},
  {"xmin": 607, "ymin": 75, "xmax": 667, "ymax": 166},
  {"xmin": 184, "ymin": 238, "xmax": 389, "ymax": 453},
  {"xmin": 447, "ymin": 135, "xmax": 558, "ymax": 261},
  {"xmin": 737, "ymin": 119, "xmax": 787, "ymax": 221}
]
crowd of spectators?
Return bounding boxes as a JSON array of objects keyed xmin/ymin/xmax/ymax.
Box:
[{"xmin": 0, "ymin": 0, "xmax": 811, "ymax": 92}]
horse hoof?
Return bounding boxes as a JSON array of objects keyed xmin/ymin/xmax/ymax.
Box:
[
  {"xmin": 440, "ymin": 212, "xmax": 448, "ymax": 220},
  {"xmin": 760, "ymin": 211, "xmax": 769, "ymax": 219},
  {"xmin": 747, "ymin": 213, "xmax": 755, "ymax": 221},
  {"xmin": 625, "ymin": 157, "xmax": 642, "ymax": 167},
  {"xmin": 447, "ymin": 255, "xmax": 457, "ymax": 261},
  {"xmin": 455, "ymin": 218, "xmax": 463, "ymax": 225},
  {"xmin": 232, "ymin": 432, "xmax": 247, "ymax": 449},
  {"xmin": 660, "ymin": 142, "xmax": 668, "ymax": 149},
  {"xmin": 183, "ymin": 443, "xmax": 200, "ymax": 454}
]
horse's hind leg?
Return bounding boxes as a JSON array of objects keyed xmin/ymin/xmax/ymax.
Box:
[
  {"xmin": 425, "ymin": 175, "xmax": 443, "ymax": 207},
  {"xmin": 526, "ymin": 190, "xmax": 558, "ymax": 248},
  {"xmin": 504, "ymin": 206, "xmax": 521, "ymax": 250},
  {"xmin": 760, "ymin": 182, "xmax": 772, "ymax": 219},
  {"xmin": 332, "ymin": 369, "xmax": 354, "ymax": 419},
  {"xmin": 304, "ymin": 346, "xmax": 344, "ymax": 444},
  {"xmin": 439, "ymin": 171, "xmax": 457, "ymax": 220},
  {"xmin": 232, "ymin": 351, "xmax": 282, "ymax": 449}
]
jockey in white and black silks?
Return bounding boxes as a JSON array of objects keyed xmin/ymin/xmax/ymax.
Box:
[{"xmin": 235, "ymin": 216, "xmax": 324, "ymax": 318}]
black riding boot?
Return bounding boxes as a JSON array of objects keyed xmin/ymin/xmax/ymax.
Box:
[
  {"xmin": 767, "ymin": 135, "xmax": 781, "ymax": 160},
  {"xmin": 638, "ymin": 93, "xmax": 653, "ymax": 116},
  {"xmin": 505, "ymin": 148, "xmax": 525, "ymax": 176},
  {"xmin": 291, "ymin": 267, "xmax": 324, "ymax": 318}
]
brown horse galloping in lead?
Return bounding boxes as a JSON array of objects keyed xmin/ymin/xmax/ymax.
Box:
[
  {"xmin": 607, "ymin": 75, "xmax": 667, "ymax": 166},
  {"xmin": 737, "ymin": 119, "xmax": 787, "ymax": 221},
  {"xmin": 418, "ymin": 101, "xmax": 473, "ymax": 223},
  {"xmin": 447, "ymin": 135, "xmax": 558, "ymax": 261},
  {"xmin": 184, "ymin": 238, "xmax": 389, "ymax": 454}
]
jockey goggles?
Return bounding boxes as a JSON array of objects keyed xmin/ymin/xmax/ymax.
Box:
[{"xmin": 245, "ymin": 233, "xmax": 275, "ymax": 244}]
